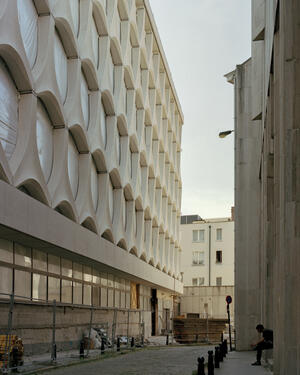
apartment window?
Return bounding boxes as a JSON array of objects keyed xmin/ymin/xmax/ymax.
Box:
[
  {"xmin": 192, "ymin": 277, "xmax": 205, "ymax": 286},
  {"xmin": 192, "ymin": 251, "xmax": 204, "ymax": 265},
  {"xmin": 216, "ymin": 250, "xmax": 222, "ymax": 263},
  {"xmin": 216, "ymin": 228, "xmax": 222, "ymax": 241},
  {"xmin": 216, "ymin": 277, "xmax": 222, "ymax": 286},
  {"xmin": 192, "ymin": 229, "xmax": 205, "ymax": 242}
]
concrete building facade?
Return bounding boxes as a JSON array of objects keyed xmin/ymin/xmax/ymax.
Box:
[
  {"xmin": 180, "ymin": 215, "xmax": 234, "ymax": 287},
  {"xmin": 0, "ymin": 0, "xmax": 183, "ymax": 353},
  {"xmin": 228, "ymin": 1, "xmax": 300, "ymax": 373}
]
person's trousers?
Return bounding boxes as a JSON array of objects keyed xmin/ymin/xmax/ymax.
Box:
[{"xmin": 255, "ymin": 341, "xmax": 273, "ymax": 361}]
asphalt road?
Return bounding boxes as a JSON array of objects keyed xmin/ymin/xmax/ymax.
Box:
[{"xmin": 41, "ymin": 345, "xmax": 213, "ymax": 375}]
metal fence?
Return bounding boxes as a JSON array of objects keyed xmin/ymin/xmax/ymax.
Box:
[{"xmin": 0, "ymin": 293, "xmax": 146, "ymax": 373}]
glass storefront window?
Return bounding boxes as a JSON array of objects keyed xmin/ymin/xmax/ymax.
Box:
[
  {"xmin": 32, "ymin": 273, "xmax": 46, "ymax": 301},
  {"xmin": 92, "ymin": 269, "xmax": 100, "ymax": 285},
  {"xmin": 83, "ymin": 265, "xmax": 92, "ymax": 282},
  {"xmin": 73, "ymin": 282, "xmax": 82, "ymax": 304},
  {"xmin": 83, "ymin": 284, "xmax": 91, "ymax": 305},
  {"xmin": 125, "ymin": 280, "xmax": 130, "ymax": 292},
  {"xmin": 32, "ymin": 249, "xmax": 47, "ymax": 271},
  {"xmin": 100, "ymin": 273, "xmax": 107, "ymax": 286},
  {"xmin": 0, "ymin": 239, "xmax": 13, "ymax": 263},
  {"xmin": 73, "ymin": 263, "xmax": 82, "ymax": 280},
  {"xmin": 14, "ymin": 243, "xmax": 31, "ymax": 268},
  {"xmin": 61, "ymin": 279, "xmax": 72, "ymax": 303},
  {"xmin": 107, "ymin": 288, "xmax": 114, "ymax": 307},
  {"xmin": 92, "ymin": 286, "xmax": 100, "ymax": 306},
  {"xmin": 61, "ymin": 258, "xmax": 72, "ymax": 278},
  {"xmin": 101, "ymin": 287, "xmax": 107, "ymax": 307},
  {"xmin": 107, "ymin": 274, "xmax": 114, "ymax": 288},
  {"xmin": 48, "ymin": 276, "xmax": 60, "ymax": 301},
  {"xmin": 48, "ymin": 254, "xmax": 60, "ymax": 275},
  {"xmin": 14, "ymin": 270, "xmax": 31, "ymax": 299},
  {"xmin": 0, "ymin": 266, "xmax": 12, "ymax": 296},
  {"xmin": 115, "ymin": 290, "xmax": 120, "ymax": 308},
  {"xmin": 120, "ymin": 292, "xmax": 125, "ymax": 308}
]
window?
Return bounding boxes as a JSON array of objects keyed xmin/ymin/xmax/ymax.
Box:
[
  {"xmin": 68, "ymin": 134, "xmax": 79, "ymax": 199},
  {"xmin": 54, "ymin": 30, "xmax": 68, "ymax": 104},
  {"xmin": 192, "ymin": 251, "xmax": 204, "ymax": 265},
  {"xmin": 192, "ymin": 277, "xmax": 205, "ymax": 286},
  {"xmin": 216, "ymin": 277, "xmax": 222, "ymax": 286},
  {"xmin": 216, "ymin": 250, "xmax": 222, "ymax": 263},
  {"xmin": 192, "ymin": 229, "xmax": 205, "ymax": 242},
  {"xmin": 0, "ymin": 58, "xmax": 19, "ymax": 160},
  {"xmin": 17, "ymin": 0, "xmax": 38, "ymax": 69},
  {"xmin": 216, "ymin": 228, "xmax": 222, "ymax": 241}
]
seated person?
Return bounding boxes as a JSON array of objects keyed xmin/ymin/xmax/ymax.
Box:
[{"xmin": 251, "ymin": 324, "xmax": 273, "ymax": 366}]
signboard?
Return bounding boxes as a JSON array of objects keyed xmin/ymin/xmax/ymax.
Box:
[{"xmin": 226, "ymin": 295, "xmax": 232, "ymax": 304}]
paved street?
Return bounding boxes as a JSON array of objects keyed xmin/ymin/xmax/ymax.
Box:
[
  {"xmin": 39, "ymin": 347, "xmax": 271, "ymax": 375},
  {"xmin": 41, "ymin": 346, "xmax": 214, "ymax": 375}
]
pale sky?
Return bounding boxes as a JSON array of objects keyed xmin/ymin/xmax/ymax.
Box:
[{"xmin": 149, "ymin": 0, "xmax": 251, "ymax": 218}]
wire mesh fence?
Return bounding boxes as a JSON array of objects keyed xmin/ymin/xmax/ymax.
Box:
[{"xmin": 0, "ymin": 293, "xmax": 147, "ymax": 373}]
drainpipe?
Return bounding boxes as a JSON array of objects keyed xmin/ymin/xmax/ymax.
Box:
[{"xmin": 209, "ymin": 225, "xmax": 211, "ymax": 286}]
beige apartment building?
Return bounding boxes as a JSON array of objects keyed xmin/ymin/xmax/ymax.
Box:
[
  {"xmin": 0, "ymin": 0, "xmax": 183, "ymax": 353},
  {"xmin": 180, "ymin": 214, "xmax": 234, "ymax": 287}
]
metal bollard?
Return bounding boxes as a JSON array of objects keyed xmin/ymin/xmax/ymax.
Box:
[
  {"xmin": 221, "ymin": 333, "xmax": 223, "ymax": 343},
  {"xmin": 117, "ymin": 337, "xmax": 120, "ymax": 352},
  {"xmin": 79, "ymin": 339, "xmax": 84, "ymax": 359},
  {"xmin": 207, "ymin": 350, "xmax": 214, "ymax": 375},
  {"xmin": 224, "ymin": 339, "xmax": 228, "ymax": 355},
  {"xmin": 131, "ymin": 337, "xmax": 135, "ymax": 348},
  {"xmin": 197, "ymin": 357, "xmax": 205, "ymax": 375},
  {"xmin": 214, "ymin": 346, "xmax": 220, "ymax": 368},
  {"xmin": 166, "ymin": 334, "xmax": 169, "ymax": 345},
  {"xmin": 219, "ymin": 343, "xmax": 224, "ymax": 362},
  {"xmin": 222, "ymin": 341, "xmax": 226, "ymax": 358},
  {"xmin": 101, "ymin": 338, "xmax": 105, "ymax": 354}
]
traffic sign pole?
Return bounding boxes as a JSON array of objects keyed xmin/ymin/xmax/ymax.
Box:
[{"xmin": 225, "ymin": 296, "xmax": 233, "ymax": 351}]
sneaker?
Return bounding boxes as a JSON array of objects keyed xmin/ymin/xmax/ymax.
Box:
[{"xmin": 251, "ymin": 361, "xmax": 261, "ymax": 366}]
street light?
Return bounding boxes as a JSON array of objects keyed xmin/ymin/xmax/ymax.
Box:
[{"xmin": 219, "ymin": 130, "xmax": 234, "ymax": 138}]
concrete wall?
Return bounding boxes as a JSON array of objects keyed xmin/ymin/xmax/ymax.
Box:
[
  {"xmin": 180, "ymin": 218, "xmax": 234, "ymax": 287},
  {"xmin": 180, "ymin": 286, "xmax": 234, "ymax": 321},
  {"xmin": 232, "ymin": 1, "xmax": 300, "ymax": 373}
]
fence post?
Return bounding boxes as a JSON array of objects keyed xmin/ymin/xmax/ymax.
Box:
[
  {"xmin": 86, "ymin": 307, "xmax": 93, "ymax": 358},
  {"xmin": 3, "ymin": 293, "xmax": 14, "ymax": 373},
  {"xmin": 206, "ymin": 313, "xmax": 209, "ymax": 343},
  {"xmin": 51, "ymin": 299, "xmax": 57, "ymax": 362},
  {"xmin": 127, "ymin": 310, "xmax": 130, "ymax": 348},
  {"xmin": 112, "ymin": 309, "xmax": 117, "ymax": 351}
]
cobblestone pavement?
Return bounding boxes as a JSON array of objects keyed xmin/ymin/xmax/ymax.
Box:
[{"xmin": 40, "ymin": 345, "xmax": 214, "ymax": 375}]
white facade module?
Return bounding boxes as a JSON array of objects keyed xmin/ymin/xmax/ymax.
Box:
[
  {"xmin": 180, "ymin": 216, "xmax": 234, "ymax": 287},
  {"xmin": 0, "ymin": 0, "xmax": 183, "ymax": 350}
]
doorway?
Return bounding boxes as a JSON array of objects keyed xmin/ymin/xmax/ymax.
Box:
[{"xmin": 151, "ymin": 289, "xmax": 158, "ymax": 336}]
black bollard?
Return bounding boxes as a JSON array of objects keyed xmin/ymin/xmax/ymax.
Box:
[
  {"xmin": 221, "ymin": 333, "xmax": 223, "ymax": 343},
  {"xmin": 207, "ymin": 350, "xmax": 214, "ymax": 375},
  {"xmin": 197, "ymin": 356, "xmax": 205, "ymax": 375},
  {"xmin": 117, "ymin": 337, "xmax": 120, "ymax": 352},
  {"xmin": 131, "ymin": 337, "xmax": 135, "ymax": 348},
  {"xmin": 214, "ymin": 346, "xmax": 220, "ymax": 368},
  {"xmin": 219, "ymin": 344, "xmax": 224, "ymax": 362},
  {"xmin": 79, "ymin": 339, "xmax": 85, "ymax": 359},
  {"xmin": 101, "ymin": 338, "xmax": 105, "ymax": 354},
  {"xmin": 224, "ymin": 339, "xmax": 228, "ymax": 355},
  {"xmin": 222, "ymin": 341, "xmax": 226, "ymax": 358},
  {"xmin": 166, "ymin": 334, "xmax": 169, "ymax": 345}
]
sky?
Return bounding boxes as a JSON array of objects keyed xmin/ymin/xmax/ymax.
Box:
[{"xmin": 149, "ymin": 0, "xmax": 251, "ymax": 218}]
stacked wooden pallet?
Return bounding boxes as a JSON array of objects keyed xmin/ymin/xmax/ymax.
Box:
[{"xmin": 173, "ymin": 318, "xmax": 227, "ymax": 344}]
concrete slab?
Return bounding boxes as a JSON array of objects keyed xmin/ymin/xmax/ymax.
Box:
[{"xmin": 217, "ymin": 351, "xmax": 271, "ymax": 374}]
